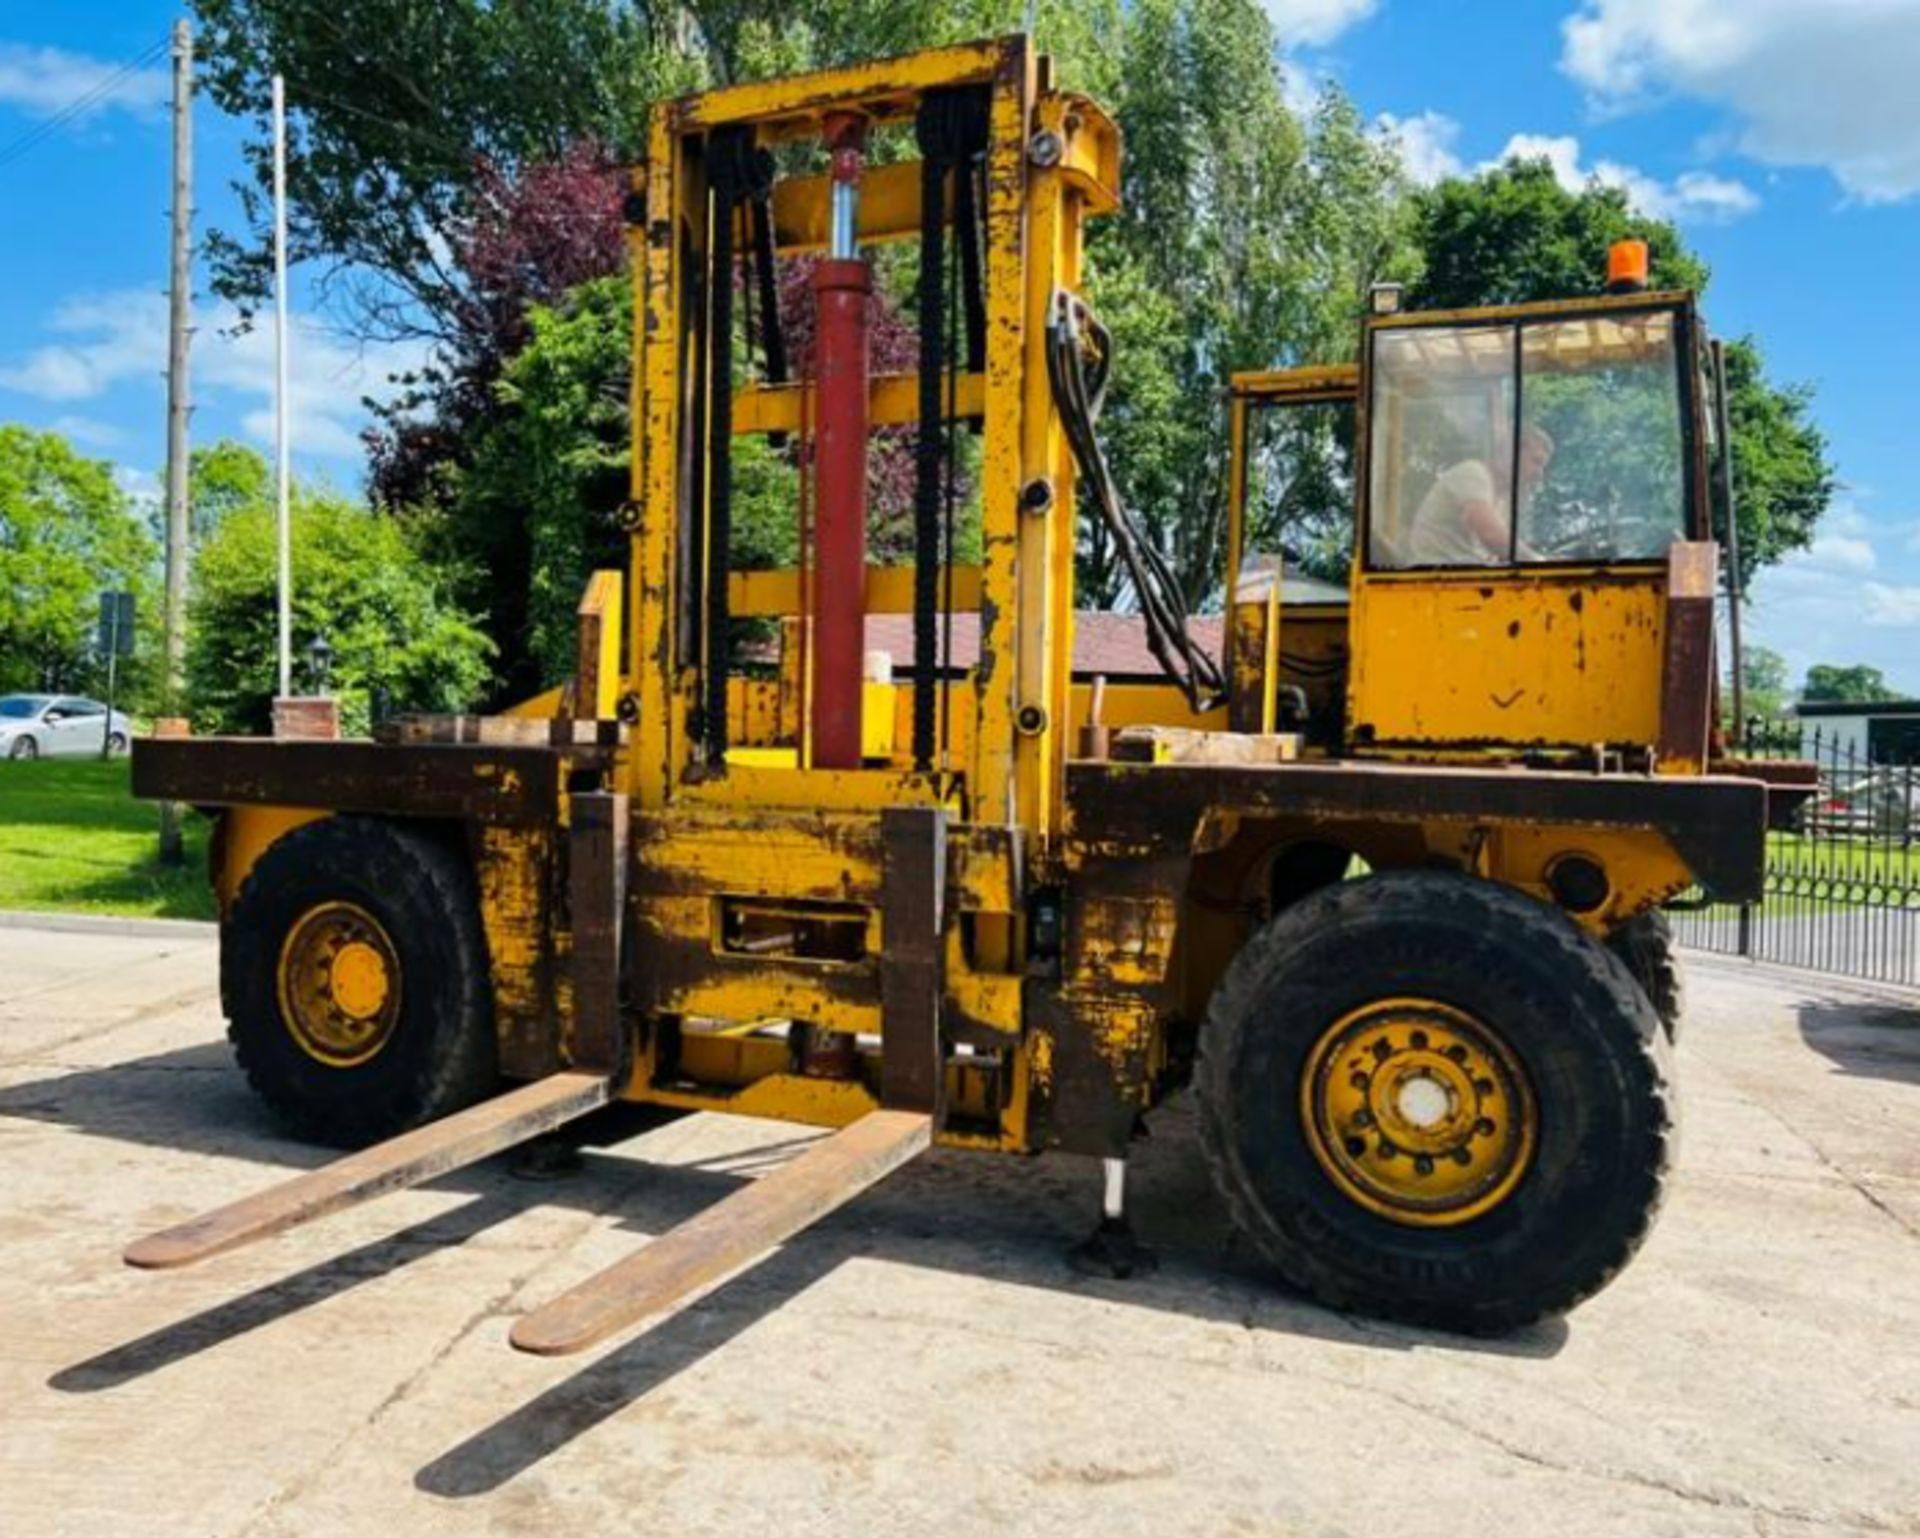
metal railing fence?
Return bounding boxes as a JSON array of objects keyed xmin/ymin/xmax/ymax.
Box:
[{"xmin": 1670, "ymin": 718, "xmax": 1920, "ymax": 987}]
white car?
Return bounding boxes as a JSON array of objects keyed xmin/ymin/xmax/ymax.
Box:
[{"xmin": 0, "ymin": 694, "xmax": 133, "ymax": 760}]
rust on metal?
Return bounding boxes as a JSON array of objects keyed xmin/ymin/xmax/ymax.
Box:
[
  {"xmin": 132, "ymin": 738, "xmax": 608, "ymax": 828},
  {"xmin": 509, "ymin": 1107, "xmax": 931, "ymax": 1356},
  {"xmin": 1066, "ymin": 757, "xmax": 1767, "ymax": 903},
  {"xmin": 879, "ymin": 806, "xmax": 947, "ymax": 1113},
  {"xmin": 1658, "ymin": 541, "xmax": 1720, "ymax": 773},
  {"xmin": 123, "ymin": 1072, "xmax": 614, "ymax": 1270},
  {"xmin": 568, "ymin": 791, "xmax": 629, "ymax": 1073}
]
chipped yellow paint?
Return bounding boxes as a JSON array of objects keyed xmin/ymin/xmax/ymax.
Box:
[
  {"xmin": 473, "ymin": 825, "xmax": 555, "ymax": 1072},
  {"xmin": 1348, "ymin": 570, "xmax": 1667, "ymax": 754},
  {"xmin": 1485, "ymin": 824, "xmax": 1694, "ymax": 932},
  {"xmin": 1076, "ymin": 895, "xmax": 1181, "ymax": 988}
]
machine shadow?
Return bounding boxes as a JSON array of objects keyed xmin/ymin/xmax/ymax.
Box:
[
  {"xmin": 416, "ymin": 1117, "xmax": 1567, "ymax": 1498},
  {"xmin": 12, "ymin": 1043, "xmax": 1566, "ymax": 1472},
  {"xmin": 1797, "ymin": 996, "xmax": 1920, "ymax": 1087},
  {"xmin": 50, "ymin": 1194, "xmax": 526, "ymax": 1392}
]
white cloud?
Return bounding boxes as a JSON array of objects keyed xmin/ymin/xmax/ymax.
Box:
[
  {"xmin": 0, "ymin": 289, "xmax": 428, "ymax": 464},
  {"xmin": 48, "ymin": 413, "xmax": 125, "ymax": 448},
  {"xmin": 1372, "ymin": 112, "xmax": 1758, "ymax": 218},
  {"xmin": 1745, "ymin": 507, "xmax": 1920, "ymax": 691},
  {"xmin": 113, "ymin": 464, "xmax": 160, "ymax": 507},
  {"xmin": 1562, "ymin": 0, "xmax": 1920, "ymax": 202},
  {"xmin": 1493, "ymin": 131, "xmax": 1759, "ymax": 221},
  {"xmin": 1263, "ymin": 0, "xmax": 1379, "ymax": 48},
  {"xmin": 0, "ymin": 41, "xmax": 168, "ymax": 123},
  {"xmin": 1786, "ymin": 533, "xmax": 1878, "ymax": 575},
  {"xmin": 1376, "ymin": 111, "xmax": 1464, "ymax": 185},
  {"xmin": 1864, "ymin": 583, "xmax": 1920, "ymax": 627}
]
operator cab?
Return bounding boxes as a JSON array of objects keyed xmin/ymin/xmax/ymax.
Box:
[{"xmin": 1227, "ymin": 250, "xmax": 1725, "ymax": 773}]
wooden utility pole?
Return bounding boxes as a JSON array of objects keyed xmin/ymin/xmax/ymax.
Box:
[
  {"xmin": 160, "ymin": 18, "xmax": 195, "ymax": 864},
  {"xmin": 159, "ymin": 17, "xmax": 194, "ymax": 865}
]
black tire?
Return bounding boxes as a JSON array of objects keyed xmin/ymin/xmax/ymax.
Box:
[
  {"xmin": 106, "ymin": 732, "xmax": 129, "ymax": 756},
  {"xmin": 222, "ymin": 816, "xmax": 497, "ymax": 1147},
  {"xmin": 10, "ymin": 736, "xmax": 37, "ymax": 760},
  {"xmin": 1608, "ymin": 911, "xmax": 1684, "ymax": 1041},
  {"xmin": 1196, "ymin": 870, "xmax": 1674, "ymax": 1335}
]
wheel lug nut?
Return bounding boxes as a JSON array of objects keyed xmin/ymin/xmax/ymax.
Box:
[
  {"xmin": 1377, "ymin": 1141, "xmax": 1398, "ymax": 1159},
  {"xmin": 1410, "ymin": 1030, "xmax": 1428, "ymax": 1049},
  {"xmin": 1474, "ymin": 1117, "xmax": 1495, "ymax": 1137},
  {"xmin": 1451, "ymin": 1147, "xmax": 1473, "ymax": 1165},
  {"xmin": 1353, "ymin": 1109, "xmax": 1373, "ymax": 1128},
  {"xmin": 1345, "ymin": 1136, "xmax": 1367, "ymax": 1157},
  {"xmin": 1446, "ymin": 1045, "xmax": 1468, "ymax": 1063},
  {"xmin": 1414, "ymin": 1156, "xmax": 1434, "ymax": 1175},
  {"xmin": 1475, "ymin": 1078, "xmax": 1495, "ymax": 1097}
]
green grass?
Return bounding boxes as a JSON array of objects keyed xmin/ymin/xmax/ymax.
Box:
[
  {"xmin": 0, "ymin": 759, "xmax": 216, "ymax": 920},
  {"xmin": 1764, "ymin": 830, "xmax": 1920, "ymax": 885}
]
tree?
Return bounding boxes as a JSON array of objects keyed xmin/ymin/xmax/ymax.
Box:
[
  {"xmin": 189, "ymin": 0, "xmax": 688, "ymax": 339},
  {"xmin": 456, "ymin": 269, "xmax": 936, "ymax": 691},
  {"xmin": 190, "ymin": 438, "xmax": 273, "ymax": 536},
  {"xmin": 1738, "ymin": 644, "xmax": 1791, "ymax": 720},
  {"xmin": 1408, "ymin": 159, "xmax": 1833, "ymax": 582},
  {"xmin": 187, "ymin": 471, "xmax": 493, "ymax": 736},
  {"xmin": 1801, "ymin": 664, "xmax": 1900, "ymax": 706},
  {"xmin": 1079, "ymin": 0, "xmax": 1415, "ymax": 606},
  {"xmin": 0, "ymin": 424, "xmax": 158, "ymax": 702}
]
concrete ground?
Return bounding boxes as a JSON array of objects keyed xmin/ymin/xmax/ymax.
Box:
[{"xmin": 1, "ymin": 920, "xmax": 1917, "ymax": 1538}]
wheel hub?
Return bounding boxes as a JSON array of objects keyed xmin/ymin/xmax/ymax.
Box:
[
  {"xmin": 276, "ymin": 902, "xmax": 403, "ymax": 1067},
  {"xmin": 1301, "ymin": 999, "xmax": 1536, "ymax": 1227}
]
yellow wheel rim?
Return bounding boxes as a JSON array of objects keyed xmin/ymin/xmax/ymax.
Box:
[
  {"xmin": 1300, "ymin": 998, "xmax": 1536, "ymax": 1227},
  {"xmin": 276, "ymin": 901, "xmax": 403, "ymax": 1068}
]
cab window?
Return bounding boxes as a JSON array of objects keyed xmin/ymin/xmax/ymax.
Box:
[
  {"xmin": 1368, "ymin": 309, "xmax": 1688, "ymax": 570},
  {"xmin": 1241, "ymin": 395, "xmax": 1356, "ymax": 585}
]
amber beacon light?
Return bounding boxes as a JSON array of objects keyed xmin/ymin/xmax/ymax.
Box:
[{"xmin": 1606, "ymin": 238, "xmax": 1650, "ymax": 294}]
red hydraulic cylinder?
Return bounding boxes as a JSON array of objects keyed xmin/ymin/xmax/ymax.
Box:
[{"xmin": 810, "ymin": 117, "xmax": 871, "ymax": 769}]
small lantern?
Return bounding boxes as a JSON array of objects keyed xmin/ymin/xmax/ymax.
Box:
[
  {"xmin": 307, "ymin": 633, "xmax": 334, "ymax": 696},
  {"xmin": 1369, "ymin": 281, "xmax": 1405, "ymax": 316}
]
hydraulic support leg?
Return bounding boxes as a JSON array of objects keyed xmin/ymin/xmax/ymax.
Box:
[{"xmin": 1068, "ymin": 1155, "xmax": 1157, "ymax": 1279}]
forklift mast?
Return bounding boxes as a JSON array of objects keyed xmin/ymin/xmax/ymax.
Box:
[{"xmin": 626, "ymin": 36, "xmax": 1123, "ymax": 843}]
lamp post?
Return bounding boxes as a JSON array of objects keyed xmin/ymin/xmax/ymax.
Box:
[{"xmin": 306, "ymin": 633, "xmax": 334, "ymax": 697}]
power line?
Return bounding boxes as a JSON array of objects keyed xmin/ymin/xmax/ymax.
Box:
[{"xmin": 0, "ymin": 36, "xmax": 171, "ymax": 172}]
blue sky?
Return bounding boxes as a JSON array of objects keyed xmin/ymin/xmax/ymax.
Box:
[{"xmin": 1, "ymin": 0, "xmax": 1917, "ymax": 693}]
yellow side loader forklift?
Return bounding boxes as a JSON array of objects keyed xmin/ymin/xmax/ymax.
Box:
[{"xmin": 132, "ymin": 37, "xmax": 1783, "ymax": 1347}]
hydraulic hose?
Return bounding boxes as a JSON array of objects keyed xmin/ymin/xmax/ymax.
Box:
[{"xmin": 1046, "ymin": 290, "xmax": 1228, "ymax": 713}]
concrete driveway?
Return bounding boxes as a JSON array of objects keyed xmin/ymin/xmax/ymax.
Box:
[{"xmin": 0, "ymin": 915, "xmax": 1917, "ymax": 1538}]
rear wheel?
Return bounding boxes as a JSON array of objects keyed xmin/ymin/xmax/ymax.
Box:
[
  {"xmin": 1197, "ymin": 870, "xmax": 1673, "ymax": 1335},
  {"xmin": 106, "ymin": 731, "xmax": 129, "ymax": 756},
  {"xmin": 1608, "ymin": 911, "xmax": 1684, "ymax": 1041},
  {"xmin": 223, "ymin": 816, "xmax": 497, "ymax": 1147}
]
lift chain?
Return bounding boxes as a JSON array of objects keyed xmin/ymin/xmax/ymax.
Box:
[
  {"xmin": 698, "ymin": 127, "xmax": 775, "ymax": 764},
  {"xmin": 911, "ymin": 87, "xmax": 991, "ymax": 772}
]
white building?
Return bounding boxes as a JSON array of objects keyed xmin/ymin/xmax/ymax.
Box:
[{"xmin": 1792, "ymin": 700, "xmax": 1920, "ymax": 764}]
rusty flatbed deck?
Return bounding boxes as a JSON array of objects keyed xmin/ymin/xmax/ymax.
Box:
[{"xmin": 1065, "ymin": 756, "xmax": 1769, "ymax": 902}]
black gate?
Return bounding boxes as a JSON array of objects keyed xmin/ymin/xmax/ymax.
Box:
[{"xmin": 1671, "ymin": 719, "xmax": 1920, "ymax": 987}]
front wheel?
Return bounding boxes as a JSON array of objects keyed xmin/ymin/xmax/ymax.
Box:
[
  {"xmin": 1197, "ymin": 871, "xmax": 1673, "ymax": 1335},
  {"xmin": 9, "ymin": 736, "xmax": 37, "ymax": 760},
  {"xmin": 222, "ymin": 815, "xmax": 498, "ymax": 1147}
]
